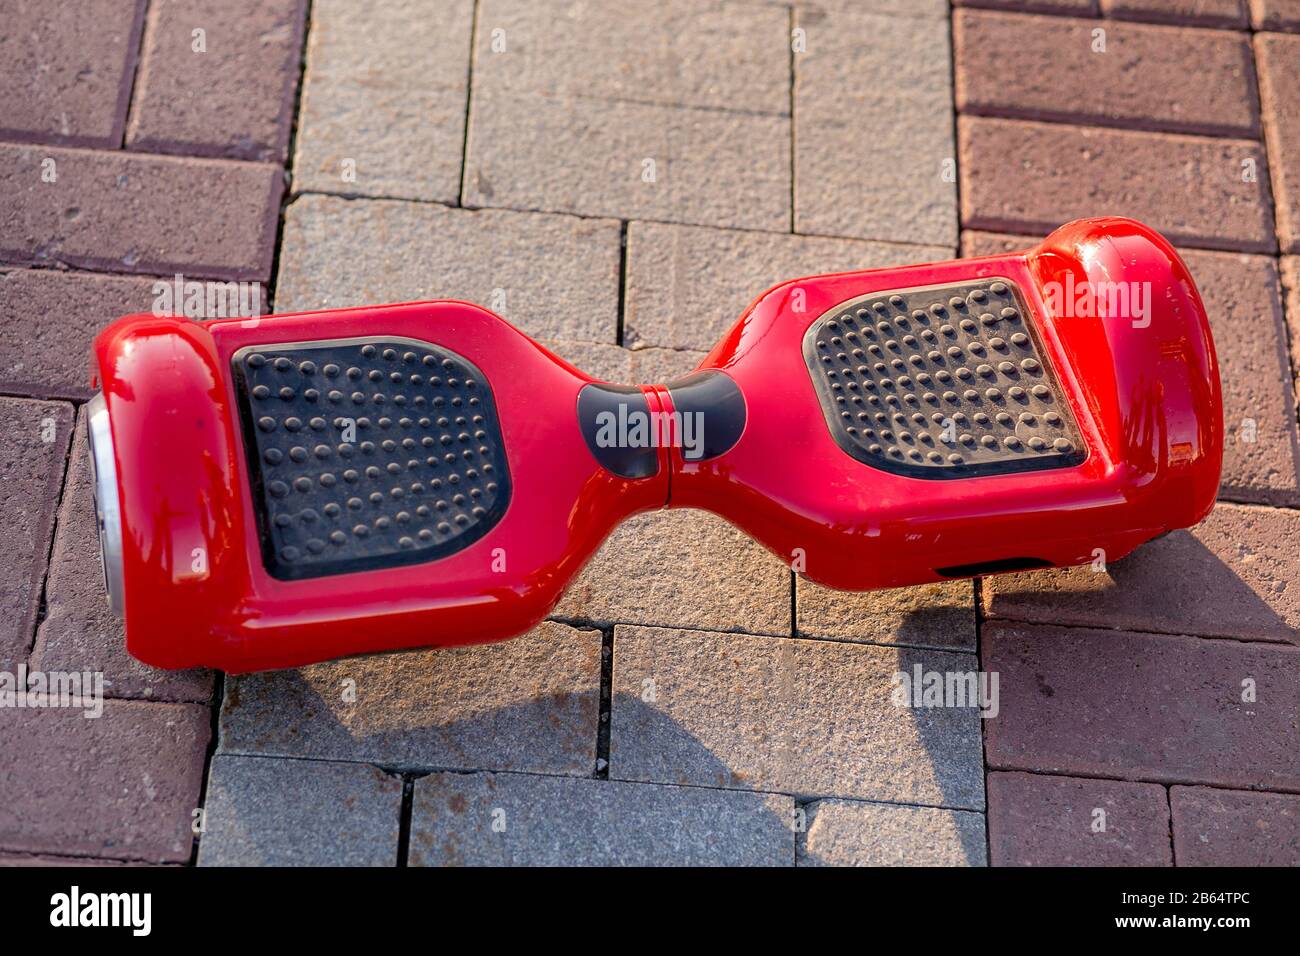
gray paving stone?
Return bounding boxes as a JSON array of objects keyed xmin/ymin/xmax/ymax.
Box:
[
  {"xmin": 464, "ymin": 92, "xmax": 789, "ymax": 231},
  {"xmin": 0, "ymin": 0, "xmax": 145, "ymax": 147},
  {"xmin": 219, "ymin": 622, "xmax": 602, "ymax": 775},
  {"xmin": 798, "ymin": 799, "xmax": 987, "ymax": 866},
  {"xmin": 611, "ymin": 625, "xmax": 986, "ymax": 808},
  {"xmin": 628, "ymin": 347, "xmax": 707, "ymax": 383},
  {"xmin": 541, "ymin": 340, "xmax": 632, "ymax": 386},
  {"xmin": 0, "ymin": 397, "xmax": 74, "ymax": 667},
  {"xmin": 275, "ymin": 195, "xmax": 620, "ymax": 342},
  {"xmin": 541, "ymin": 341, "xmax": 707, "ymax": 384},
  {"xmin": 197, "ymin": 755, "xmax": 402, "ymax": 866},
  {"xmin": 125, "ymin": 0, "xmax": 308, "ymax": 161},
  {"xmin": 794, "ymin": 6, "xmax": 957, "ymax": 245},
  {"xmin": 409, "ymin": 771, "xmax": 794, "ymax": 866},
  {"xmin": 535, "ymin": 341, "xmax": 705, "ymax": 386},
  {"xmin": 625, "ymin": 220, "xmax": 952, "ymax": 350},
  {"xmin": 0, "ymin": 143, "xmax": 283, "ymax": 280},
  {"xmin": 293, "ymin": 0, "xmax": 473, "ymax": 202},
  {"xmin": 796, "ymin": 579, "xmax": 977, "ymax": 651},
  {"xmin": 0, "ymin": 269, "xmax": 162, "ymax": 400},
  {"xmin": 31, "ymin": 411, "xmax": 214, "ymax": 703},
  {"xmin": 554, "ymin": 510, "xmax": 790, "ymax": 635},
  {"xmin": 474, "ymin": 0, "xmax": 789, "ymax": 115}
]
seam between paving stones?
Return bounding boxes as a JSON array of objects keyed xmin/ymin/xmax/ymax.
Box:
[
  {"xmin": 985, "ymin": 761, "xmax": 1300, "ymax": 797},
  {"xmin": 457, "ymin": 0, "xmax": 479, "ymax": 208},
  {"xmin": 1246, "ymin": 19, "xmax": 1300, "ymax": 424},
  {"xmin": 1164, "ymin": 783, "xmax": 1178, "ymax": 865},
  {"xmin": 595, "ymin": 625, "xmax": 615, "ymax": 778},
  {"xmin": 286, "ymin": 188, "xmax": 962, "ymax": 252},
  {"xmin": 0, "ymin": 137, "xmax": 284, "ymax": 170},
  {"xmin": 955, "ymin": 3, "xmax": 1250, "ymax": 29},
  {"xmin": 0, "ymin": 847, "xmax": 182, "ymax": 867},
  {"xmin": 209, "ymin": 749, "xmax": 982, "ymax": 815},
  {"xmin": 297, "ymin": 182, "xmax": 1294, "ymax": 260},
  {"xmin": 979, "ymin": 612, "xmax": 1300, "ymax": 649},
  {"xmin": 615, "ymin": 221, "xmax": 629, "ymax": 346},
  {"xmin": 484, "ymin": 88, "xmax": 792, "ymax": 121},
  {"xmin": 116, "ymin": 0, "xmax": 151, "ymax": 149},
  {"xmin": 259, "ymin": 0, "xmax": 313, "ymax": 313},
  {"xmin": 549, "ymin": 581, "xmax": 1300, "ymax": 652},
  {"xmin": 187, "ymin": 671, "xmax": 224, "ymax": 865},
  {"xmin": 395, "ymin": 774, "xmax": 417, "ymax": 867},
  {"xmin": 548, "ymin": 613, "xmax": 978, "ymax": 654},
  {"xmin": 960, "ymin": 7, "xmax": 1257, "ymax": 39},
  {"xmin": 25, "ymin": 403, "xmax": 76, "ymax": 661},
  {"xmin": 948, "ymin": 2, "xmax": 994, "ymax": 863},
  {"xmin": 974, "ymin": 573, "xmax": 995, "ymax": 864},
  {"xmin": 787, "ymin": 2, "xmax": 796, "ymax": 235},
  {"xmin": 957, "ymin": 106, "xmax": 1260, "ymax": 142}
]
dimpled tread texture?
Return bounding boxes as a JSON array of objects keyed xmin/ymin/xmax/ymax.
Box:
[
  {"xmin": 232, "ymin": 337, "xmax": 509, "ymax": 579},
  {"xmin": 803, "ymin": 278, "xmax": 1085, "ymax": 479}
]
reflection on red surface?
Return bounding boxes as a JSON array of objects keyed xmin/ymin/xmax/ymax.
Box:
[{"xmin": 94, "ymin": 217, "xmax": 1221, "ymax": 672}]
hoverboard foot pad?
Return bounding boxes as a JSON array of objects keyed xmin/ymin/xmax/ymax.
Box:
[
  {"xmin": 804, "ymin": 278, "xmax": 1085, "ymax": 479},
  {"xmin": 232, "ymin": 337, "xmax": 510, "ymax": 579}
]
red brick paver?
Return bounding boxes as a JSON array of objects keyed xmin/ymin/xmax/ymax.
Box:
[
  {"xmin": 0, "ymin": 0, "xmax": 146, "ymax": 148},
  {"xmin": 126, "ymin": 0, "xmax": 308, "ymax": 161},
  {"xmin": 0, "ymin": 701, "xmax": 210, "ymax": 863},
  {"xmin": 988, "ymin": 771, "xmax": 1173, "ymax": 866},
  {"xmin": 31, "ymin": 411, "xmax": 215, "ymax": 703},
  {"xmin": 956, "ymin": 11, "xmax": 1258, "ymax": 137},
  {"xmin": 984, "ymin": 622, "xmax": 1300, "ymax": 790},
  {"xmin": 0, "ymin": 399, "xmax": 74, "ymax": 667},
  {"xmin": 1171, "ymin": 785, "xmax": 1300, "ymax": 864},
  {"xmin": 959, "ymin": 116, "xmax": 1275, "ymax": 252},
  {"xmin": 0, "ymin": 269, "xmax": 161, "ymax": 400},
  {"xmin": 982, "ymin": 503, "xmax": 1300, "ymax": 643},
  {"xmin": 0, "ymin": 143, "xmax": 283, "ymax": 280},
  {"xmin": 1251, "ymin": 0, "xmax": 1300, "ymax": 29}
]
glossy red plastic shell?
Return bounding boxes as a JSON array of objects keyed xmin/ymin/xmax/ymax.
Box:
[{"xmin": 93, "ymin": 217, "xmax": 1221, "ymax": 671}]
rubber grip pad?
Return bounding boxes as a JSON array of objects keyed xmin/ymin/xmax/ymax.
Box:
[
  {"xmin": 232, "ymin": 337, "xmax": 510, "ymax": 579},
  {"xmin": 804, "ymin": 278, "xmax": 1085, "ymax": 479}
]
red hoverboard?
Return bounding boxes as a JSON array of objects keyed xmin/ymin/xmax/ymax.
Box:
[{"xmin": 88, "ymin": 218, "xmax": 1222, "ymax": 672}]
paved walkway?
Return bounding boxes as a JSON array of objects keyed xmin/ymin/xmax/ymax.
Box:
[{"xmin": 1, "ymin": 0, "xmax": 1298, "ymax": 866}]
